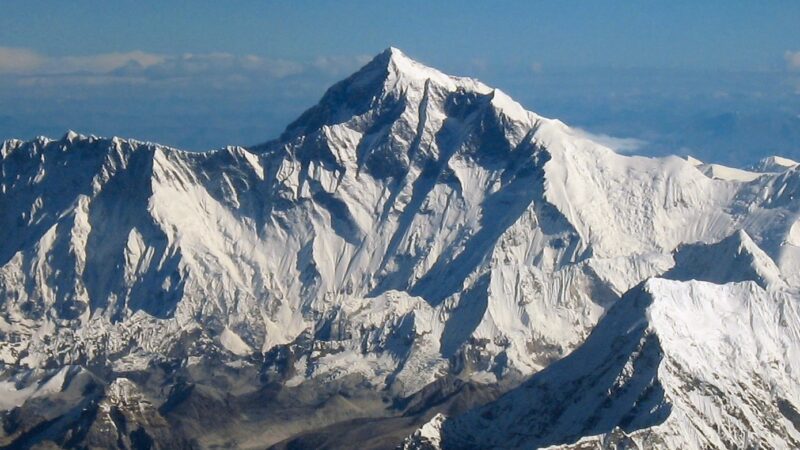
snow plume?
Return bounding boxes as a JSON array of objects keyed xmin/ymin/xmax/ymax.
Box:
[{"xmin": 571, "ymin": 126, "xmax": 648, "ymax": 154}]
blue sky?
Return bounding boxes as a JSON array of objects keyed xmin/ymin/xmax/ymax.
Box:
[{"xmin": 1, "ymin": 1, "xmax": 799, "ymax": 164}]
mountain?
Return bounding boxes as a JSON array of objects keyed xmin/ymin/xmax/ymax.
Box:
[
  {"xmin": 664, "ymin": 229, "xmax": 785, "ymax": 289},
  {"xmin": 404, "ymin": 279, "xmax": 800, "ymax": 449},
  {"xmin": 2, "ymin": 48, "xmax": 800, "ymax": 449},
  {"xmin": 749, "ymin": 155, "xmax": 799, "ymax": 173}
]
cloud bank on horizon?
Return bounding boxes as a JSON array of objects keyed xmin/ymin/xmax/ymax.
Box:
[
  {"xmin": 2, "ymin": 44, "xmax": 799, "ymax": 166},
  {"xmin": 0, "ymin": 46, "xmax": 371, "ymax": 81}
]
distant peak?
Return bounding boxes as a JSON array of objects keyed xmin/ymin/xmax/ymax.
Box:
[
  {"xmin": 749, "ymin": 155, "xmax": 799, "ymax": 173},
  {"xmin": 63, "ymin": 130, "xmax": 81, "ymax": 142},
  {"xmin": 762, "ymin": 155, "xmax": 797, "ymax": 166}
]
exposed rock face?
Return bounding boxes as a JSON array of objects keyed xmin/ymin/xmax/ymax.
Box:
[{"xmin": 2, "ymin": 48, "xmax": 800, "ymax": 448}]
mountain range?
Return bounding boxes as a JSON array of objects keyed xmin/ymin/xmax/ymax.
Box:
[{"xmin": 1, "ymin": 48, "xmax": 799, "ymax": 449}]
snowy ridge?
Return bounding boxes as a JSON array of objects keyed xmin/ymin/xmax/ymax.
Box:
[
  {"xmin": 664, "ymin": 229, "xmax": 785, "ymax": 289},
  {"xmin": 410, "ymin": 279, "xmax": 800, "ymax": 449},
  {"xmin": 3, "ymin": 48, "xmax": 800, "ymax": 448},
  {"xmin": 749, "ymin": 155, "xmax": 799, "ymax": 173}
]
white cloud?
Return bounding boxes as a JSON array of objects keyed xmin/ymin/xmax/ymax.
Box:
[
  {"xmin": 0, "ymin": 46, "xmax": 370, "ymax": 85},
  {"xmin": 119, "ymin": 52, "xmax": 305, "ymax": 79},
  {"xmin": 571, "ymin": 127, "xmax": 648, "ymax": 154},
  {"xmin": 0, "ymin": 47, "xmax": 165, "ymax": 75},
  {"xmin": 786, "ymin": 50, "xmax": 800, "ymax": 71},
  {"xmin": 0, "ymin": 47, "xmax": 46, "ymax": 73},
  {"xmin": 59, "ymin": 51, "xmax": 166, "ymax": 73}
]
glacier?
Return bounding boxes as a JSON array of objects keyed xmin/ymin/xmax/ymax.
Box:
[{"xmin": 1, "ymin": 47, "xmax": 799, "ymax": 449}]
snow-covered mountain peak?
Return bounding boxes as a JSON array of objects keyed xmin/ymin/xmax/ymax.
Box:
[
  {"xmin": 0, "ymin": 138, "xmax": 23, "ymax": 158},
  {"xmin": 379, "ymin": 46, "xmax": 490, "ymax": 92},
  {"xmin": 63, "ymin": 129, "xmax": 83, "ymax": 143},
  {"xmin": 271, "ymin": 47, "xmax": 536, "ymax": 147},
  {"xmin": 380, "ymin": 47, "xmax": 534, "ymax": 123},
  {"xmin": 750, "ymin": 155, "xmax": 799, "ymax": 173},
  {"xmin": 665, "ymin": 229, "xmax": 785, "ymax": 289},
  {"xmin": 4, "ymin": 49, "xmax": 800, "ymax": 449}
]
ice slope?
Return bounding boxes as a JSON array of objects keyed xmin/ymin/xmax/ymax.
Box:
[
  {"xmin": 407, "ymin": 279, "xmax": 800, "ymax": 449},
  {"xmin": 3, "ymin": 47, "xmax": 800, "ymax": 447}
]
